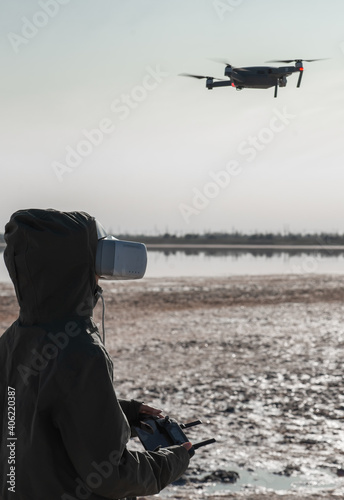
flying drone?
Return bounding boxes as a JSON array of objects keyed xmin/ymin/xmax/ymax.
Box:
[{"xmin": 181, "ymin": 59, "xmax": 325, "ymax": 98}]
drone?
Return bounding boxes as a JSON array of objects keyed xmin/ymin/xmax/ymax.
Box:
[{"xmin": 181, "ymin": 59, "xmax": 325, "ymax": 98}]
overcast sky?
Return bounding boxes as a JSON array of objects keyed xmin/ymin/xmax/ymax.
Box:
[{"xmin": 1, "ymin": 0, "xmax": 344, "ymax": 235}]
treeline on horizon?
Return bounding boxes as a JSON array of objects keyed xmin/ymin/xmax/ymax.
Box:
[
  {"xmin": 116, "ymin": 231, "xmax": 344, "ymax": 246},
  {"xmin": 1, "ymin": 231, "xmax": 344, "ymax": 246}
]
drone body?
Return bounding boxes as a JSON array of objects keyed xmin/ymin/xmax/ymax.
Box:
[{"xmin": 181, "ymin": 59, "xmax": 324, "ymax": 97}]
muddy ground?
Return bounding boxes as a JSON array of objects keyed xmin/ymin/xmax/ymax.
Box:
[{"xmin": 1, "ymin": 274, "xmax": 344, "ymax": 499}]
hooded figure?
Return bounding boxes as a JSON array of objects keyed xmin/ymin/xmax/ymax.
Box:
[{"xmin": 0, "ymin": 209, "xmax": 189, "ymax": 500}]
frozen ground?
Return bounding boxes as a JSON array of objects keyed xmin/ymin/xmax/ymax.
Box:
[{"xmin": 1, "ymin": 274, "xmax": 344, "ymax": 499}]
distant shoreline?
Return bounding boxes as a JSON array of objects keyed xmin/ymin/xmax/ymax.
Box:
[
  {"xmin": 2, "ymin": 242, "xmax": 344, "ymax": 252},
  {"xmin": 146, "ymin": 243, "xmax": 344, "ymax": 252},
  {"xmin": 2, "ymin": 230, "xmax": 344, "ymax": 250}
]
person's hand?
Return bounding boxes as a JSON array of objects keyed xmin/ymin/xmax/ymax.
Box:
[
  {"xmin": 182, "ymin": 442, "xmax": 192, "ymax": 451},
  {"xmin": 139, "ymin": 403, "xmax": 164, "ymax": 418}
]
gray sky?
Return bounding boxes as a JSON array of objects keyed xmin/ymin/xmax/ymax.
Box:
[{"xmin": 1, "ymin": 0, "xmax": 344, "ymax": 234}]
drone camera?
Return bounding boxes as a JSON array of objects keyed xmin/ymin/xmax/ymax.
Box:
[{"xmin": 278, "ymin": 76, "xmax": 287, "ymax": 87}]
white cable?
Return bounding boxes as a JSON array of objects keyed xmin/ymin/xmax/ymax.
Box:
[{"xmin": 98, "ymin": 291, "xmax": 106, "ymax": 345}]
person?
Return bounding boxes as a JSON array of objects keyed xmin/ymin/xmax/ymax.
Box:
[{"xmin": 0, "ymin": 209, "xmax": 191, "ymax": 500}]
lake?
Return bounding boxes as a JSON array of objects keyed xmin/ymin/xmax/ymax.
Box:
[
  {"xmin": 146, "ymin": 249, "xmax": 344, "ymax": 276},
  {"xmin": 1, "ymin": 247, "xmax": 344, "ymax": 283}
]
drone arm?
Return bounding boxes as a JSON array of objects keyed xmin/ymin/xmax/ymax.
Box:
[{"xmin": 207, "ymin": 80, "xmax": 233, "ymax": 90}]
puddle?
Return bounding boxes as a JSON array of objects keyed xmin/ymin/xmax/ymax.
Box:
[
  {"xmin": 160, "ymin": 466, "xmax": 343, "ymax": 497},
  {"xmin": 204, "ymin": 468, "xmax": 297, "ymax": 492},
  {"xmin": 205, "ymin": 467, "xmax": 340, "ymax": 492}
]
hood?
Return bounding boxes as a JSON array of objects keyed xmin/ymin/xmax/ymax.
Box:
[{"xmin": 4, "ymin": 209, "xmax": 98, "ymax": 326}]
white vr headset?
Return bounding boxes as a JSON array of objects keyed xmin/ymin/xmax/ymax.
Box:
[{"xmin": 95, "ymin": 221, "xmax": 147, "ymax": 280}]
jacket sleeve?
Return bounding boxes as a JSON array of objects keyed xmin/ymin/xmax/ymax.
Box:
[
  {"xmin": 52, "ymin": 344, "xmax": 190, "ymax": 499},
  {"xmin": 118, "ymin": 399, "xmax": 143, "ymax": 424}
]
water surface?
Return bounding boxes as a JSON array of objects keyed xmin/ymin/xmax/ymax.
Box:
[{"xmin": 2, "ymin": 248, "xmax": 344, "ymax": 283}]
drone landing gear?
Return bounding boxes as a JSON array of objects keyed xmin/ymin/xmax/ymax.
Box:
[{"xmin": 297, "ymin": 69, "xmax": 303, "ymax": 88}]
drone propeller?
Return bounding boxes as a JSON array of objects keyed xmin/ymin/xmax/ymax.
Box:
[
  {"xmin": 266, "ymin": 59, "xmax": 328, "ymax": 88},
  {"xmin": 209, "ymin": 57, "xmax": 233, "ymax": 67},
  {"xmin": 209, "ymin": 58, "xmax": 250, "ymax": 72},
  {"xmin": 179, "ymin": 73, "xmax": 225, "ymax": 81},
  {"xmin": 266, "ymin": 58, "xmax": 327, "ymax": 63}
]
